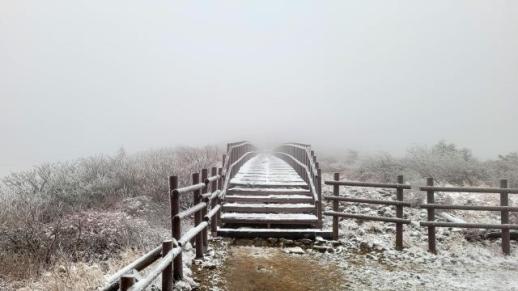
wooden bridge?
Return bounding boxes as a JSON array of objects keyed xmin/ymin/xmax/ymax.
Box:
[{"xmin": 218, "ymin": 151, "xmax": 330, "ymax": 238}]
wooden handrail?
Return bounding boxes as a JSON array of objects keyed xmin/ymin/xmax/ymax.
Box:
[
  {"xmin": 223, "ymin": 141, "xmax": 255, "ymax": 174},
  {"xmin": 129, "ymin": 245, "xmax": 182, "ymax": 291},
  {"xmin": 275, "ymin": 152, "xmax": 318, "ymax": 203},
  {"xmin": 221, "ymin": 151, "xmax": 257, "ymax": 195},
  {"xmin": 104, "ymin": 168, "xmax": 225, "ymax": 290},
  {"xmin": 101, "ymin": 246, "xmax": 162, "ymax": 291},
  {"xmin": 281, "ymin": 143, "xmax": 318, "ymax": 176}
]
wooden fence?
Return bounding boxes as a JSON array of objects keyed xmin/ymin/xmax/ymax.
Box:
[
  {"xmin": 324, "ymin": 174, "xmax": 518, "ymax": 255},
  {"xmin": 324, "ymin": 174, "xmax": 411, "ymax": 250},
  {"xmin": 419, "ymin": 178, "xmax": 518, "ymax": 255},
  {"xmin": 102, "ymin": 142, "xmax": 255, "ymax": 291}
]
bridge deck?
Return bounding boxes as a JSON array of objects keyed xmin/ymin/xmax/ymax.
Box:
[{"xmin": 220, "ymin": 154, "xmax": 327, "ymax": 238}]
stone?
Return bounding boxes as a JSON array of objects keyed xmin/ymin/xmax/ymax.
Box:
[
  {"xmin": 284, "ymin": 246, "xmax": 305, "ymax": 255},
  {"xmin": 299, "ymin": 238, "xmax": 313, "ymax": 245},
  {"xmin": 313, "ymin": 245, "xmax": 332, "ymax": 253}
]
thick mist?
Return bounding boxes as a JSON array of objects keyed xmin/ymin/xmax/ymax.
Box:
[{"xmin": 1, "ymin": 1, "xmax": 518, "ymax": 176}]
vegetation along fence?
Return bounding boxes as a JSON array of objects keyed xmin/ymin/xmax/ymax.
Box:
[
  {"xmin": 325, "ymin": 174, "xmax": 518, "ymax": 255},
  {"xmin": 102, "ymin": 142, "xmax": 255, "ymax": 291}
]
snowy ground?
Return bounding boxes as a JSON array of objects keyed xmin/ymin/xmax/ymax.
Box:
[{"xmin": 317, "ymin": 175, "xmax": 518, "ymax": 291}]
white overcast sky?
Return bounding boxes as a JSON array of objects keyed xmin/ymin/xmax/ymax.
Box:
[{"xmin": 1, "ymin": 1, "xmax": 518, "ymax": 175}]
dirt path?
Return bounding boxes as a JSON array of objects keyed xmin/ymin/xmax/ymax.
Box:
[{"xmin": 193, "ymin": 239, "xmax": 347, "ymax": 291}]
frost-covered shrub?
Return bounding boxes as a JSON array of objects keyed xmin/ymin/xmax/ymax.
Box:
[
  {"xmin": 319, "ymin": 150, "xmax": 359, "ymax": 172},
  {"xmin": 0, "ymin": 145, "xmax": 221, "ymax": 278},
  {"xmin": 485, "ymin": 153, "xmax": 518, "ymax": 188},
  {"xmin": 1, "ymin": 145, "xmax": 221, "ymax": 220},
  {"xmin": 354, "ymin": 152, "xmax": 406, "ymax": 183},
  {"xmin": 335, "ymin": 141, "xmax": 507, "ymax": 185},
  {"xmin": 404, "ymin": 141, "xmax": 488, "ymax": 185}
]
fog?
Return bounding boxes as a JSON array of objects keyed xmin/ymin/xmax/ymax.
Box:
[{"xmin": 1, "ymin": 1, "xmax": 518, "ymax": 176}]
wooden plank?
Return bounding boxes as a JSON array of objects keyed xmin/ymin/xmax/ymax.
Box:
[
  {"xmin": 224, "ymin": 195, "xmax": 313, "ymax": 204},
  {"xmin": 218, "ymin": 228, "xmax": 332, "ymax": 239},
  {"xmin": 324, "ymin": 211, "xmax": 411, "ymax": 224}
]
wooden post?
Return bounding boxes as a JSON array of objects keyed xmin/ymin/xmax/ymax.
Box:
[
  {"xmin": 162, "ymin": 240, "xmax": 173, "ymax": 291},
  {"xmin": 172, "ymin": 216, "xmax": 182, "ymax": 280},
  {"xmin": 332, "ymin": 173, "xmax": 340, "ymax": 240},
  {"xmin": 192, "ymin": 172, "xmax": 203, "ymax": 259},
  {"xmin": 317, "ymin": 168, "xmax": 323, "ymax": 227},
  {"xmin": 201, "ymin": 169, "xmax": 209, "ymax": 251},
  {"xmin": 217, "ymin": 168, "xmax": 223, "ymax": 228},
  {"xmin": 210, "ymin": 167, "xmax": 218, "ymax": 235},
  {"xmin": 120, "ymin": 275, "xmax": 135, "ymax": 291},
  {"xmin": 426, "ymin": 178, "xmax": 436, "ymax": 254},
  {"xmin": 218, "ymin": 168, "xmax": 223, "ymax": 191},
  {"xmin": 500, "ymin": 179, "xmax": 510, "ymax": 255},
  {"xmin": 170, "ymin": 175, "xmax": 183, "ymax": 281},
  {"xmin": 395, "ymin": 175, "xmax": 404, "ymax": 250},
  {"xmin": 169, "ymin": 176, "xmax": 179, "ymax": 238}
]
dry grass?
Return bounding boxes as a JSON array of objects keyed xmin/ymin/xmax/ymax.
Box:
[{"xmin": 9, "ymin": 248, "xmax": 142, "ymax": 291}]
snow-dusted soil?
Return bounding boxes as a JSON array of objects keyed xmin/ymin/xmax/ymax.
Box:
[{"xmin": 193, "ymin": 238, "xmax": 347, "ymax": 291}]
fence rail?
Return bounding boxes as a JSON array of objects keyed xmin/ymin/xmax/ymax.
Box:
[
  {"xmin": 324, "ymin": 174, "xmax": 518, "ymax": 255},
  {"xmin": 103, "ymin": 141, "xmax": 253, "ymax": 291}
]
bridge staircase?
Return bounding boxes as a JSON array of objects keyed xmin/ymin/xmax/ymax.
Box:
[{"xmin": 218, "ymin": 142, "xmax": 331, "ymax": 239}]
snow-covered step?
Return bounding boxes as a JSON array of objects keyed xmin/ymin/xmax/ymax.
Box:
[
  {"xmin": 230, "ymin": 181, "xmax": 309, "ymax": 188},
  {"xmin": 224, "ymin": 194, "xmax": 314, "ymax": 204},
  {"xmin": 221, "ymin": 213, "xmax": 318, "ymax": 225},
  {"xmin": 227, "ymin": 187, "xmax": 311, "ymax": 196},
  {"xmin": 217, "ymin": 228, "xmax": 332, "ymax": 239},
  {"xmin": 223, "ymin": 203, "xmax": 315, "ymax": 213}
]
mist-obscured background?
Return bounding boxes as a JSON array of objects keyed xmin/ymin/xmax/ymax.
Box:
[{"xmin": 1, "ymin": 0, "xmax": 518, "ymax": 176}]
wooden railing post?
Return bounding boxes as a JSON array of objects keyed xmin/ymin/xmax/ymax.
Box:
[
  {"xmin": 210, "ymin": 167, "xmax": 218, "ymax": 235},
  {"xmin": 217, "ymin": 168, "xmax": 223, "ymax": 227},
  {"xmin": 169, "ymin": 176, "xmax": 178, "ymax": 238},
  {"xmin": 170, "ymin": 175, "xmax": 183, "ymax": 281},
  {"xmin": 172, "ymin": 216, "xmax": 183, "ymax": 280},
  {"xmin": 426, "ymin": 177, "xmax": 436, "ymax": 254},
  {"xmin": 332, "ymin": 173, "xmax": 340, "ymax": 240},
  {"xmin": 218, "ymin": 168, "xmax": 223, "ymax": 191},
  {"xmin": 201, "ymin": 169, "xmax": 209, "ymax": 251},
  {"xmin": 162, "ymin": 240, "xmax": 173, "ymax": 291},
  {"xmin": 500, "ymin": 179, "xmax": 510, "ymax": 255},
  {"xmin": 120, "ymin": 275, "xmax": 135, "ymax": 291},
  {"xmin": 395, "ymin": 175, "xmax": 404, "ymax": 250},
  {"xmin": 317, "ymin": 167, "xmax": 323, "ymax": 227},
  {"xmin": 192, "ymin": 172, "xmax": 203, "ymax": 259}
]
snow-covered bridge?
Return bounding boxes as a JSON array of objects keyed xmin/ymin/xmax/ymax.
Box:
[{"xmin": 218, "ymin": 152, "xmax": 330, "ymax": 238}]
